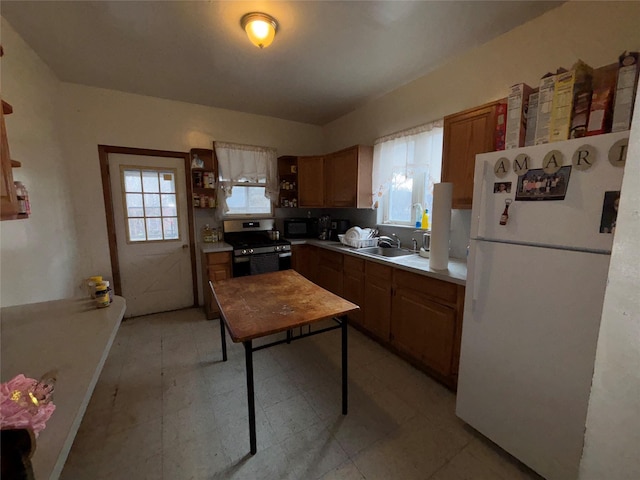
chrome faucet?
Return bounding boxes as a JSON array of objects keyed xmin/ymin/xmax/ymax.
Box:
[{"xmin": 379, "ymin": 234, "xmax": 401, "ymax": 249}]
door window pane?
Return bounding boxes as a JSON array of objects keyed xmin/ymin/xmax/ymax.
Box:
[
  {"xmin": 124, "ymin": 170, "xmax": 142, "ymax": 192},
  {"xmin": 163, "ymin": 217, "xmax": 179, "ymax": 239},
  {"xmin": 125, "ymin": 193, "xmax": 144, "ymax": 217},
  {"xmin": 142, "ymin": 171, "xmax": 160, "ymax": 193},
  {"xmin": 144, "ymin": 193, "xmax": 161, "ymax": 217},
  {"xmin": 160, "ymin": 173, "xmax": 176, "ymax": 193},
  {"xmin": 146, "ymin": 218, "xmax": 163, "ymax": 241},
  {"xmin": 128, "ymin": 218, "xmax": 146, "ymax": 242},
  {"xmin": 161, "ymin": 194, "xmax": 177, "ymax": 216},
  {"xmin": 121, "ymin": 167, "xmax": 181, "ymax": 242}
]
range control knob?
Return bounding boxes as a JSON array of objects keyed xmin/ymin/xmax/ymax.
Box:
[
  {"xmin": 249, "ymin": 249, "xmax": 254, "ymax": 254},
  {"xmin": 241, "ymin": 249, "xmax": 248, "ymax": 255},
  {"xmin": 275, "ymin": 245, "xmax": 282, "ymax": 252}
]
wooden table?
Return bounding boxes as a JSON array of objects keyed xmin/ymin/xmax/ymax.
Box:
[
  {"xmin": 210, "ymin": 269, "xmax": 358, "ymax": 454},
  {"xmin": 1, "ymin": 297, "xmax": 126, "ymax": 479}
]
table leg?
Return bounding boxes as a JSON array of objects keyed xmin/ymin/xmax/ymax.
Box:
[
  {"xmin": 243, "ymin": 340, "xmax": 257, "ymax": 454},
  {"xmin": 220, "ymin": 318, "xmax": 227, "ymax": 362},
  {"xmin": 341, "ymin": 316, "xmax": 348, "ymax": 415},
  {"xmin": 286, "ymin": 329, "xmax": 292, "ymax": 344}
]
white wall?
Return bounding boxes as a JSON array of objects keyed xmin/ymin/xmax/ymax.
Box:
[
  {"xmin": 323, "ymin": 1, "xmax": 640, "ymax": 150},
  {"xmin": 0, "ymin": 18, "xmax": 79, "ymax": 307},
  {"xmin": 56, "ymin": 84, "xmax": 324, "ymax": 301},
  {"xmin": 1, "ymin": 16, "xmax": 325, "ymax": 306},
  {"xmin": 578, "ymin": 95, "xmax": 640, "ymax": 479}
]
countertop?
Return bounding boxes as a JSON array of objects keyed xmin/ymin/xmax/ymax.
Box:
[
  {"xmin": 0, "ymin": 296, "xmax": 127, "ymax": 480},
  {"xmin": 291, "ymin": 239, "xmax": 467, "ymax": 286},
  {"xmin": 200, "ymin": 241, "xmax": 233, "ymax": 253},
  {"xmin": 200, "ymin": 238, "xmax": 467, "ymax": 285}
]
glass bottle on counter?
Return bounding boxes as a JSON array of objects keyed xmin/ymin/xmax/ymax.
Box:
[{"xmin": 202, "ymin": 224, "xmax": 214, "ymax": 243}]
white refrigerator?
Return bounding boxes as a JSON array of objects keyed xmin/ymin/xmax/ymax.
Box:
[{"xmin": 456, "ymin": 131, "xmax": 629, "ymax": 480}]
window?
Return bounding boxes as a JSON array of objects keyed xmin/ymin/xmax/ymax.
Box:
[
  {"xmin": 214, "ymin": 142, "xmax": 278, "ymax": 216},
  {"xmin": 121, "ymin": 167, "xmax": 180, "ymax": 242},
  {"xmin": 224, "ymin": 182, "xmax": 272, "ymax": 215},
  {"xmin": 372, "ymin": 122, "xmax": 443, "ymax": 225}
]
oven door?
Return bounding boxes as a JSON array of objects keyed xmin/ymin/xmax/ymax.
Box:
[{"xmin": 233, "ymin": 252, "xmax": 291, "ymax": 277}]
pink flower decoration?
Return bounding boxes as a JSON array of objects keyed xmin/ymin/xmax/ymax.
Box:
[{"xmin": 1, "ymin": 374, "xmax": 56, "ymax": 437}]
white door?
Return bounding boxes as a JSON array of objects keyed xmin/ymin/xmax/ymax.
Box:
[{"xmin": 108, "ymin": 153, "xmax": 193, "ymax": 317}]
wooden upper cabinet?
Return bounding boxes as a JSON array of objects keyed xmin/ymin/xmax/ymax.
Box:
[
  {"xmin": 298, "ymin": 145, "xmax": 373, "ymax": 209},
  {"xmin": 1, "ymin": 98, "xmax": 19, "ymax": 220},
  {"xmin": 324, "ymin": 145, "xmax": 373, "ymax": 208},
  {"xmin": 442, "ymin": 101, "xmax": 500, "ymax": 209},
  {"xmin": 298, "ymin": 155, "xmax": 324, "ymax": 208}
]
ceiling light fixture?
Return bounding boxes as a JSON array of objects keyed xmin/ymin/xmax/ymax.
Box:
[{"xmin": 241, "ymin": 12, "xmax": 278, "ymax": 49}]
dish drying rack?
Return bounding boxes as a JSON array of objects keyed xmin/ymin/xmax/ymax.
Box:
[{"xmin": 338, "ymin": 234, "xmax": 379, "ymax": 249}]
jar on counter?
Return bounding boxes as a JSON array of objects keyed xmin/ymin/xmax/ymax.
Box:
[
  {"xmin": 202, "ymin": 224, "xmax": 214, "ymax": 243},
  {"xmin": 87, "ymin": 276, "xmax": 103, "ymax": 298},
  {"xmin": 95, "ymin": 282, "xmax": 110, "ymax": 308}
]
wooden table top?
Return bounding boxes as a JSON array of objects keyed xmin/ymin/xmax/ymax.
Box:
[{"xmin": 211, "ymin": 269, "xmax": 359, "ymax": 342}]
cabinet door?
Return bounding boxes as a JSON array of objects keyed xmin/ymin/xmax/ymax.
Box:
[
  {"xmin": 442, "ymin": 102, "xmax": 498, "ymax": 209},
  {"xmin": 204, "ymin": 252, "xmax": 231, "ymax": 319},
  {"xmin": 298, "ymin": 156, "xmax": 324, "ymax": 208},
  {"xmin": 364, "ymin": 261, "xmax": 392, "ymax": 341},
  {"xmin": 292, "ymin": 244, "xmax": 318, "ymax": 283},
  {"xmin": 325, "ymin": 149, "xmax": 358, "ymax": 207},
  {"xmin": 316, "ymin": 249, "xmax": 343, "ymax": 296},
  {"xmin": 342, "ymin": 256, "xmax": 365, "ymax": 326},
  {"xmin": 391, "ymin": 286, "xmax": 456, "ymax": 377}
]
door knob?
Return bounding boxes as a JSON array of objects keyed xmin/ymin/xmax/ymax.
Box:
[{"xmin": 182, "ymin": 244, "xmax": 189, "ymax": 249}]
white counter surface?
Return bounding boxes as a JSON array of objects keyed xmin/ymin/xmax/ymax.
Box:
[
  {"xmin": 0, "ymin": 296, "xmax": 126, "ymax": 480},
  {"xmin": 291, "ymin": 239, "xmax": 467, "ymax": 285}
]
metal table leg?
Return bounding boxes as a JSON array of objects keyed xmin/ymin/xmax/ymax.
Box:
[
  {"xmin": 220, "ymin": 318, "xmax": 227, "ymax": 362},
  {"xmin": 341, "ymin": 316, "xmax": 348, "ymax": 415},
  {"xmin": 243, "ymin": 340, "xmax": 257, "ymax": 454}
]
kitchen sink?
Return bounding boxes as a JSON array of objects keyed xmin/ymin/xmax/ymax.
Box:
[{"xmin": 356, "ymin": 247, "xmax": 416, "ymax": 258}]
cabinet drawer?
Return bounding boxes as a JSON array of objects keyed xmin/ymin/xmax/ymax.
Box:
[
  {"xmin": 393, "ymin": 269, "xmax": 457, "ymax": 305},
  {"xmin": 344, "ymin": 255, "xmax": 364, "ymax": 273},
  {"xmin": 207, "ymin": 252, "xmax": 231, "ymax": 265}
]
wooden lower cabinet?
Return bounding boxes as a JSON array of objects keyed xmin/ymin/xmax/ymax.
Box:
[
  {"xmin": 203, "ymin": 251, "xmax": 232, "ymax": 319},
  {"xmin": 342, "ymin": 255, "xmax": 365, "ymax": 327},
  {"xmin": 390, "ymin": 270, "xmax": 465, "ymax": 385},
  {"xmin": 290, "ymin": 245, "xmax": 465, "ymax": 388},
  {"xmin": 364, "ymin": 261, "xmax": 392, "ymax": 341},
  {"xmin": 316, "ymin": 249, "xmax": 343, "ymax": 296},
  {"xmin": 292, "ymin": 244, "xmax": 318, "ymax": 283}
]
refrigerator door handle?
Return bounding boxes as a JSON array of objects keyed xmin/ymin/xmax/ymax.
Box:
[
  {"xmin": 471, "ymin": 161, "xmax": 488, "ymax": 239},
  {"xmin": 469, "ymin": 241, "xmax": 481, "ymax": 312}
]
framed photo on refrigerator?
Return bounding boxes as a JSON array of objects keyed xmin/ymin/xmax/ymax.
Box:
[{"xmin": 515, "ymin": 166, "xmax": 571, "ymax": 201}]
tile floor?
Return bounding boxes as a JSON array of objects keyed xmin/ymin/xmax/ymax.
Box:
[{"xmin": 61, "ymin": 308, "xmax": 542, "ymax": 480}]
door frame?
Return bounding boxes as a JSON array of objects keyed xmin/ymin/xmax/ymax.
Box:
[{"xmin": 98, "ymin": 145, "xmax": 198, "ymax": 307}]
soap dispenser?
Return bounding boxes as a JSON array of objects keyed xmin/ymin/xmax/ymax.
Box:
[
  {"xmin": 413, "ymin": 203, "xmax": 423, "ymax": 228},
  {"xmin": 421, "ymin": 209, "xmax": 430, "ymax": 230}
]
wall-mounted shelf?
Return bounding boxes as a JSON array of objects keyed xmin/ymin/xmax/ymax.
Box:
[
  {"xmin": 277, "ymin": 155, "xmax": 298, "ymax": 208},
  {"xmin": 189, "ymin": 148, "xmax": 217, "ymax": 209}
]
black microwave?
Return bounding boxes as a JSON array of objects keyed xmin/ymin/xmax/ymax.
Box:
[{"xmin": 283, "ymin": 218, "xmax": 318, "ymax": 239}]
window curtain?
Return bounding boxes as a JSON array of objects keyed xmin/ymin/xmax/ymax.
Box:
[
  {"xmin": 371, "ymin": 120, "xmax": 443, "ymax": 208},
  {"xmin": 214, "ymin": 142, "xmax": 278, "ymax": 213}
]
